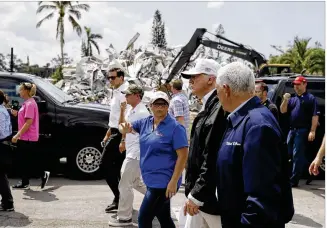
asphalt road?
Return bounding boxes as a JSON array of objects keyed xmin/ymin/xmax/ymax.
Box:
[{"xmin": 0, "ymin": 178, "xmax": 324, "ymax": 228}]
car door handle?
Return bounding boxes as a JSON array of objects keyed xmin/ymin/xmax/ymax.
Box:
[{"xmin": 40, "ymin": 133, "xmax": 52, "ymax": 138}]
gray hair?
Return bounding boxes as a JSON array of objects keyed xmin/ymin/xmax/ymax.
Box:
[{"xmin": 216, "ymin": 62, "xmax": 255, "ymax": 95}]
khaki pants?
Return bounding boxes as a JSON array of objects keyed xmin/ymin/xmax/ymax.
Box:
[
  {"xmin": 185, "ymin": 210, "xmax": 221, "ymax": 228},
  {"xmin": 117, "ymin": 157, "xmax": 146, "ymax": 220}
]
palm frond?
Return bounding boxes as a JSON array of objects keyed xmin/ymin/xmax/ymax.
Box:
[
  {"xmin": 90, "ymin": 40, "xmax": 101, "ymax": 54},
  {"xmin": 36, "ymin": 12, "xmax": 54, "ymax": 28},
  {"xmin": 90, "ymin": 34, "xmax": 103, "ymax": 39},
  {"xmin": 68, "ymin": 9, "xmax": 81, "ymax": 19},
  {"xmin": 56, "ymin": 16, "xmax": 62, "ymax": 39},
  {"xmin": 68, "ymin": 15, "xmax": 82, "ymax": 36},
  {"xmin": 36, "ymin": 4, "xmax": 56, "ymax": 13},
  {"xmin": 70, "ymin": 3, "xmax": 90, "ymax": 11}
]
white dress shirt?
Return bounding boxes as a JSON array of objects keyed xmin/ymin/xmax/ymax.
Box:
[
  {"xmin": 199, "ymin": 89, "xmax": 216, "ymax": 112},
  {"xmin": 108, "ymin": 82, "xmax": 129, "ymax": 129},
  {"xmin": 124, "ymin": 102, "xmax": 150, "ymax": 159}
]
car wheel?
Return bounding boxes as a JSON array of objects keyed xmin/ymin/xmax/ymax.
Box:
[{"xmin": 68, "ymin": 142, "xmax": 103, "ymax": 180}]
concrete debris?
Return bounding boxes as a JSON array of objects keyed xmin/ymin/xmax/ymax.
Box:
[{"xmin": 55, "ymin": 44, "xmax": 208, "ymax": 110}]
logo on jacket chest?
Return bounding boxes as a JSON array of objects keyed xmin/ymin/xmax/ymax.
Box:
[{"xmin": 226, "ymin": 141, "xmax": 241, "ymax": 146}]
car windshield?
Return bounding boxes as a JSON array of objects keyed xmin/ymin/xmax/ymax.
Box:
[{"xmin": 33, "ymin": 77, "xmax": 74, "ymax": 103}]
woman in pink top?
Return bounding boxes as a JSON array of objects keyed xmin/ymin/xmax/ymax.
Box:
[{"xmin": 11, "ymin": 82, "xmax": 50, "ymax": 189}]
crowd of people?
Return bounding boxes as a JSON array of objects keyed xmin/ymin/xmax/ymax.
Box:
[{"xmin": 0, "ymin": 58, "xmax": 324, "ymax": 228}]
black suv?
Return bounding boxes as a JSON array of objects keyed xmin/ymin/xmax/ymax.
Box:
[
  {"xmin": 257, "ymin": 75, "xmax": 325, "ymax": 178},
  {"xmin": 0, "ymin": 72, "xmax": 110, "ymax": 179}
]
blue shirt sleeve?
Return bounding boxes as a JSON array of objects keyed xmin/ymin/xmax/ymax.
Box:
[
  {"xmin": 241, "ymin": 124, "xmax": 282, "ymax": 226},
  {"xmin": 0, "ymin": 112, "xmax": 6, "ymax": 139},
  {"xmin": 132, "ymin": 118, "xmax": 143, "ymax": 134},
  {"xmin": 312, "ymin": 96, "xmax": 319, "ymax": 116},
  {"xmin": 172, "ymin": 124, "xmax": 188, "ymax": 150}
]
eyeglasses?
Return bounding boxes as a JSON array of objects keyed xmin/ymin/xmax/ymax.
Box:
[{"xmin": 152, "ymin": 102, "xmax": 168, "ymax": 107}]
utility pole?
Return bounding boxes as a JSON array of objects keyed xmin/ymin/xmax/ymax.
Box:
[{"xmin": 10, "ymin": 47, "xmax": 14, "ymax": 73}]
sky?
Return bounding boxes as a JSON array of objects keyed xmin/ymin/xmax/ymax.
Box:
[{"xmin": 0, "ymin": 1, "xmax": 325, "ymax": 66}]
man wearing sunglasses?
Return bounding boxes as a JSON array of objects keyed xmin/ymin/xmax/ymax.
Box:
[
  {"xmin": 181, "ymin": 59, "xmax": 227, "ymax": 227},
  {"xmin": 101, "ymin": 67, "xmax": 129, "ymax": 213}
]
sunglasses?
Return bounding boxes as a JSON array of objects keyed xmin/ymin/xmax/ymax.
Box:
[
  {"xmin": 107, "ymin": 76, "xmax": 118, "ymax": 80},
  {"xmin": 152, "ymin": 102, "xmax": 168, "ymax": 107}
]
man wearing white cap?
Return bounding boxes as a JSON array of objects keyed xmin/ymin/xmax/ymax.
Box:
[{"xmin": 181, "ymin": 59, "xmax": 227, "ymax": 227}]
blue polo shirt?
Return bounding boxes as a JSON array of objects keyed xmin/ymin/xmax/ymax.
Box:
[
  {"xmin": 132, "ymin": 114, "xmax": 188, "ymax": 189},
  {"xmin": 288, "ymin": 92, "xmax": 319, "ymax": 128},
  {"xmin": 217, "ymin": 96, "xmax": 290, "ymax": 227}
]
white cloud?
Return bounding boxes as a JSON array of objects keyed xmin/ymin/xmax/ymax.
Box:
[
  {"xmin": 0, "ymin": 2, "xmax": 145, "ymax": 66},
  {"xmin": 207, "ymin": 1, "xmax": 224, "ymax": 9}
]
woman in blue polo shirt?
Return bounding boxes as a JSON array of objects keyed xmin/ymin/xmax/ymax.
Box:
[{"xmin": 120, "ymin": 91, "xmax": 188, "ymax": 228}]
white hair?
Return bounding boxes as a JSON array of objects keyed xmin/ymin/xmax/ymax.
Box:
[{"xmin": 216, "ymin": 62, "xmax": 255, "ymax": 95}]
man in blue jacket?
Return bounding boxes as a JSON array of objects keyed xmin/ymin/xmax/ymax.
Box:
[{"xmin": 215, "ymin": 62, "xmax": 294, "ymax": 228}]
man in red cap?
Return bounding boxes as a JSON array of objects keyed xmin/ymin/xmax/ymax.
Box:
[{"xmin": 280, "ymin": 76, "xmax": 319, "ymax": 187}]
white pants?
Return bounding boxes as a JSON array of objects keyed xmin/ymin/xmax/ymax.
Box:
[
  {"xmin": 117, "ymin": 157, "xmax": 146, "ymax": 220},
  {"xmin": 185, "ymin": 210, "xmax": 221, "ymax": 228}
]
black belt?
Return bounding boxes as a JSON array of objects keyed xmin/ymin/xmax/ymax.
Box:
[
  {"xmin": 110, "ymin": 128, "xmax": 119, "ymax": 134},
  {"xmin": 290, "ymin": 127, "xmax": 309, "ymax": 130},
  {"xmin": 0, "ymin": 136, "xmax": 11, "ymax": 143}
]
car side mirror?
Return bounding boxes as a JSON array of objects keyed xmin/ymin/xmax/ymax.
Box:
[{"xmin": 33, "ymin": 96, "xmax": 47, "ymax": 113}]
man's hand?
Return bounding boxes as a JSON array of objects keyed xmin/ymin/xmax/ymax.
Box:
[
  {"xmin": 119, "ymin": 142, "xmax": 126, "ymax": 153},
  {"xmin": 120, "ymin": 102, "xmax": 127, "ymax": 111},
  {"xmin": 283, "ymin": 93, "xmax": 291, "ymax": 100},
  {"xmin": 308, "ymin": 131, "xmax": 316, "ymax": 141},
  {"xmin": 309, "ymin": 156, "xmax": 323, "ymax": 176},
  {"xmin": 165, "ymin": 180, "xmax": 177, "ymax": 199},
  {"xmin": 184, "ymin": 199, "xmax": 200, "ymax": 216}
]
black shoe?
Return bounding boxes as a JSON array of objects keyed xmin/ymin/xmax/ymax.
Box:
[
  {"xmin": 105, "ymin": 202, "xmax": 118, "ymax": 213},
  {"xmin": 291, "ymin": 183, "xmax": 299, "ymax": 188},
  {"xmin": 12, "ymin": 182, "xmax": 30, "ymax": 190},
  {"xmin": 41, "ymin": 171, "xmax": 50, "ymax": 189},
  {"xmin": 306, "ymin": 175, "xmax": 314, "ymax": 185},
  {"xmin": 0, "ymin": 204, "xmax": 14, "ymax": 212}
]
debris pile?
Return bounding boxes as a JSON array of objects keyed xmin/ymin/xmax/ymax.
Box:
[{"xmin": 55, "ymin": 43, "xmax": 208, "ymax": 109}]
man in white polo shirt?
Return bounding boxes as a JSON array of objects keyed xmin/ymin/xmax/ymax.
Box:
[{"xmin": 109, "ymin": 84, "xmax": 150, "ymax": 227}]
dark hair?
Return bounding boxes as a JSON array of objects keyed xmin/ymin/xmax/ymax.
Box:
[
  {"xmin": 256, "ymin": 82, "xmax": 268, "ymax": 93},
  {"xmin": 109, "ymin": 68, "xmax": 125, "ymax": 78},
  {"xmin": 0, "ymin": 90, "xmax": 5, "ymax": 104}
]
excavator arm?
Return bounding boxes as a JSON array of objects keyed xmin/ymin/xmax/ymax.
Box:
[{"xmin": 165, "ymin": 28, "xmax": 268, "ymax": 83}]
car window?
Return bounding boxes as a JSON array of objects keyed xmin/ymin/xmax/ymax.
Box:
[
  {"xmin": 0, "ymin": 78, "xmax": 25, "ymax": 107},
  {"xmin": 284, "ymin": 80, "xmax": 325, "ymax": 101}
]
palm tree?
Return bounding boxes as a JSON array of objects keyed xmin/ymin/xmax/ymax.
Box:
[
  {"xmin": 36, "ymin": 1, "xmax": 90, "ymax": 66},
  {"xmin": 81, "ymin": 26, "xmax": 103, "ymax": 57},
  {"xmin": 269, "ymin": 36, "xmax": 325, "ymax": 75}
]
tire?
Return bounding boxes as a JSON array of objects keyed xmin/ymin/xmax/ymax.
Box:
[{"xmin": 67, "ymin": 141, "xmax": 103, "ymax": 180}]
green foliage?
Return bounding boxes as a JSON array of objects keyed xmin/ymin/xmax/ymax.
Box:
[
  {"xmin": 151, "ymin": 10, "xmax": 167, "ymax": 49},
  {"xmin": 269, "ymin": 36, "xmax": 325, "ymax": 75},
  {"xmin": 51, "ymin": 66, "xmax": 64, "ymax": 83}
]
